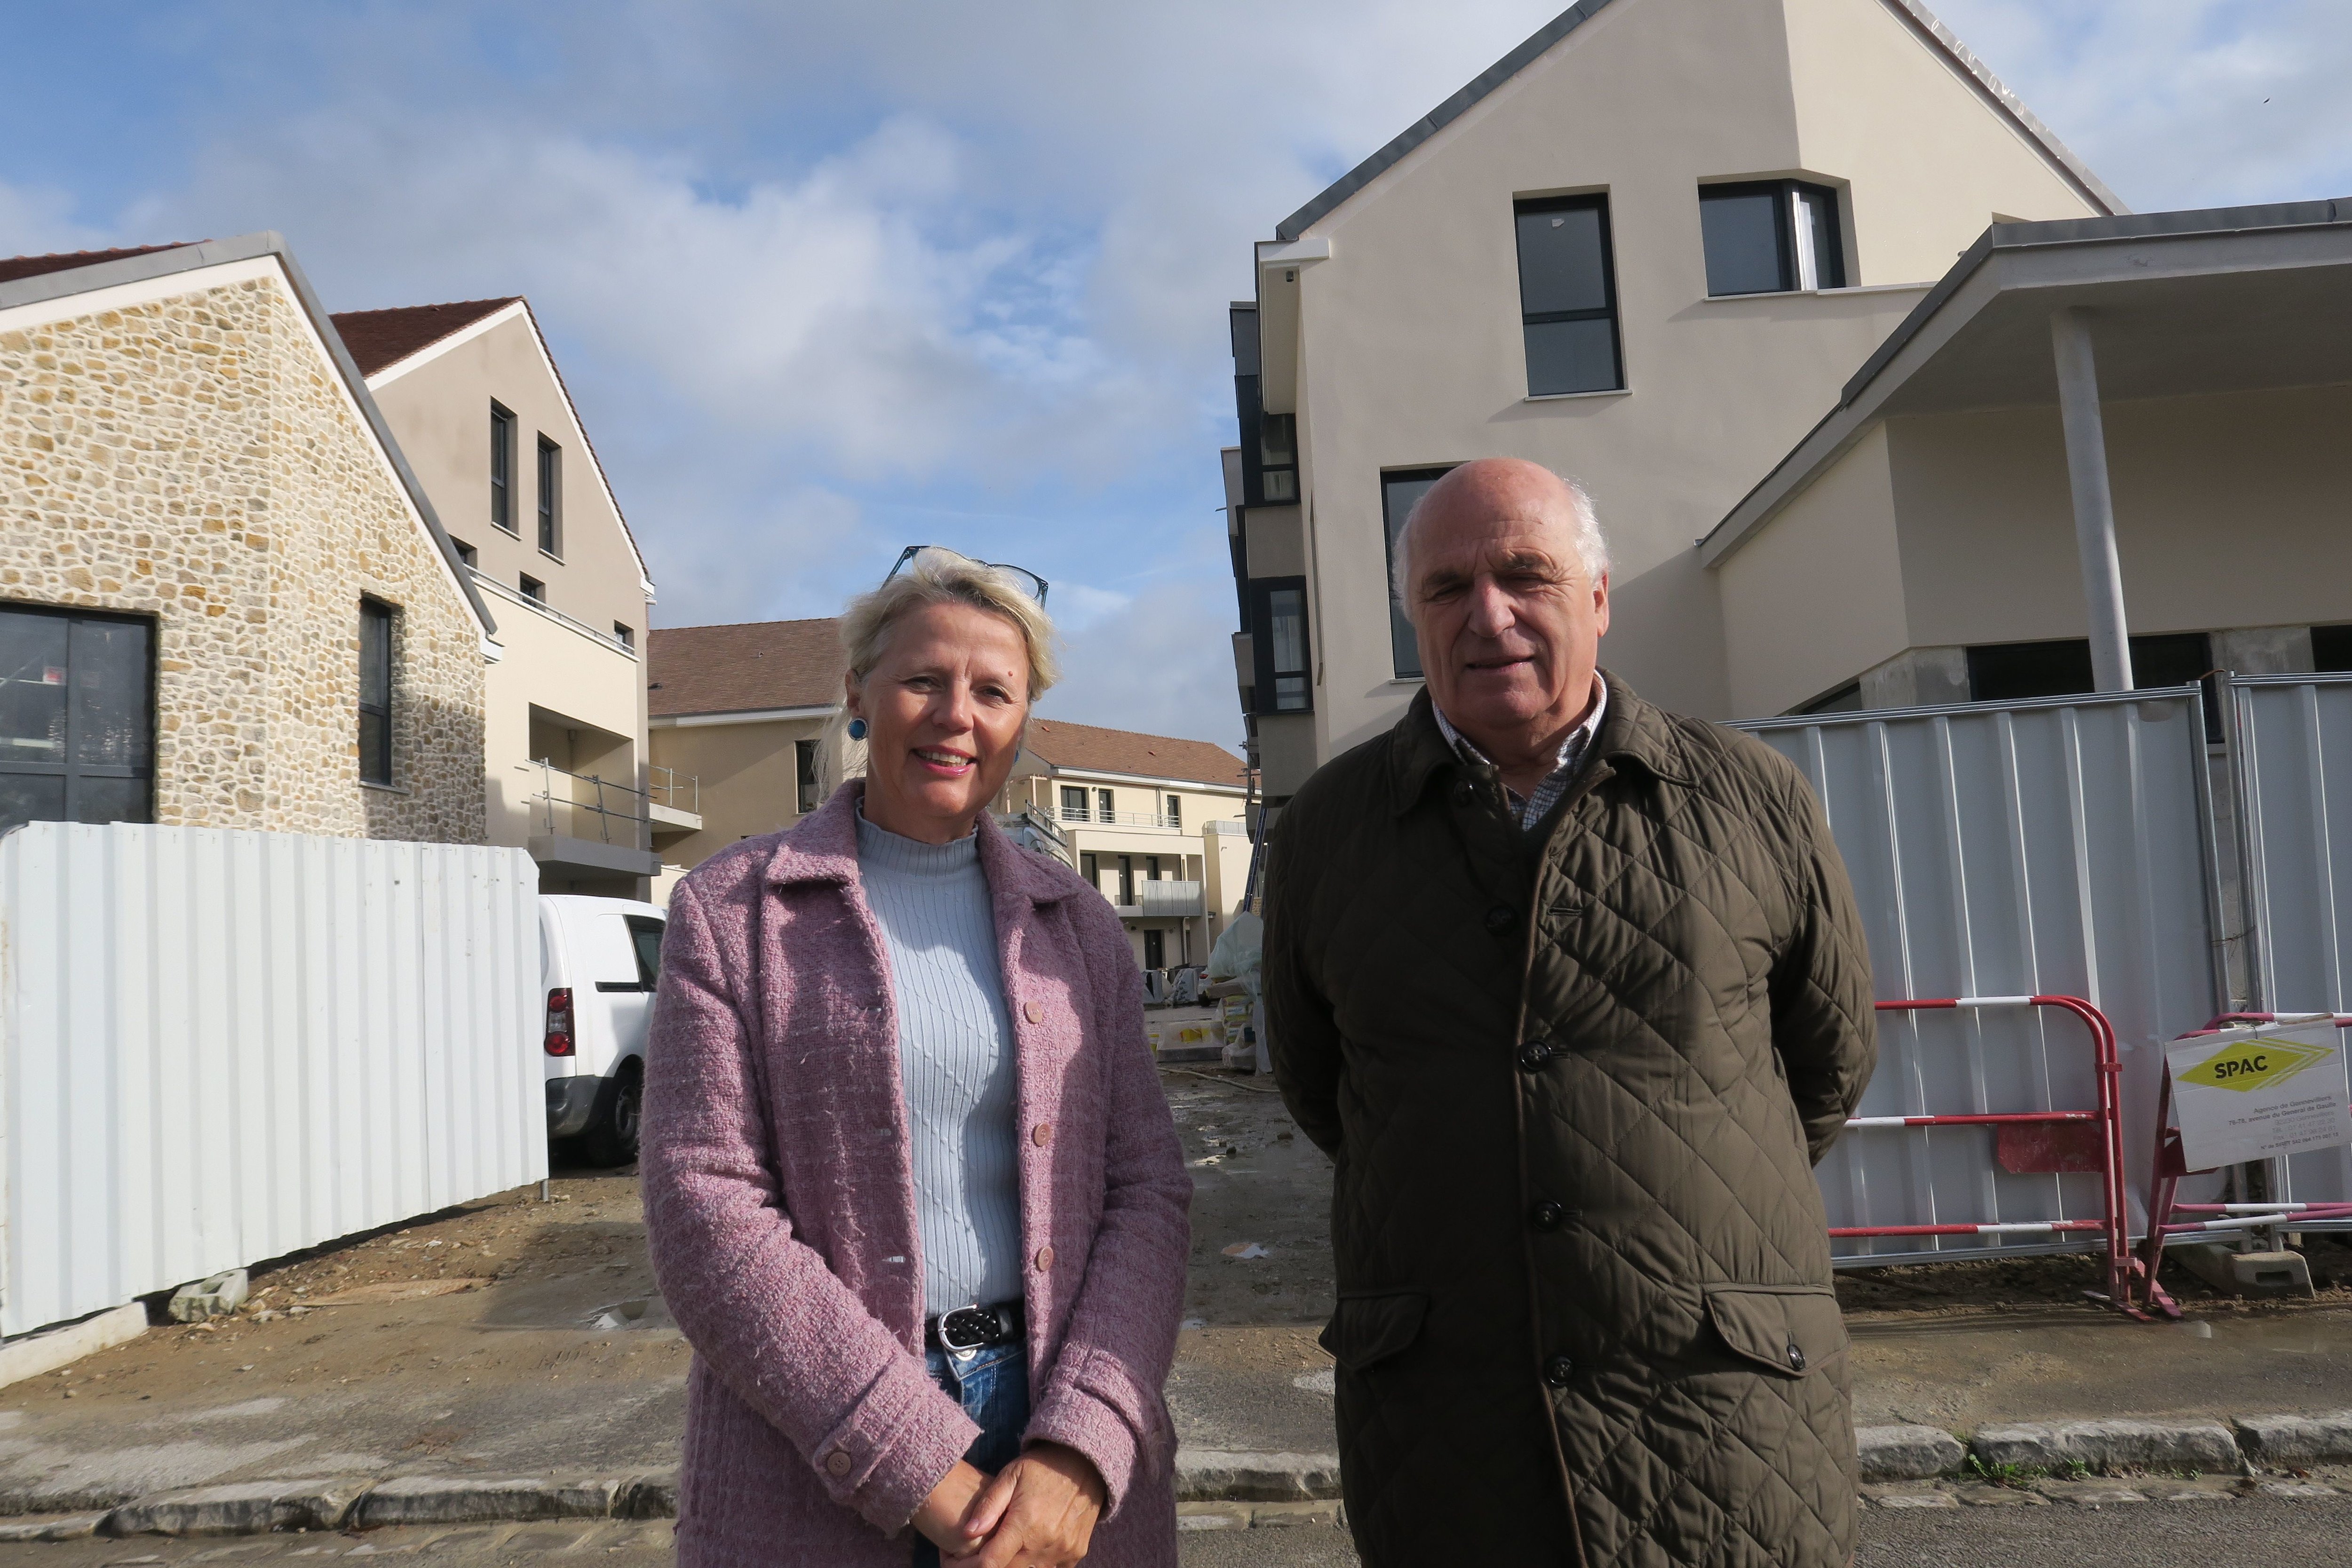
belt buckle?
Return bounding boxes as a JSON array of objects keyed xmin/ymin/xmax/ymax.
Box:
[{"xmin": 937, "ymin": 1305, "xmax": 997, "ymax": 1356}]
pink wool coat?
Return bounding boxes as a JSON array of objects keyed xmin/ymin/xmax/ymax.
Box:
[{"xmin": 640, "ymin": 782, "xmax": 1192, "ymax": 1567}]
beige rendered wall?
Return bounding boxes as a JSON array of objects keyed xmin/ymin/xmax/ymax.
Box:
[
  {"xmin": 650, "ymin": 713, "xmax": 833, "ymax": 869},
  {"xmin": 1782, "ymin": 0, "xmax": 2106, "ymax": 285},
  {"xmin": 0, "ymin": 264, "xmax": 485, "ymax": 841},
  {"xmin": 1889, "ymin": 386, "xmax": 2352, "ymax": 652},
  {"xmin": 485, "ymin": 600, "xmax": 645, "ymax": 850},
  {"xmin": 367, "ymin": 310, "xmax": 651, "ymax": 649},
  {"xmin": 1717, "ymin": 424, "xmax": 1908, "ymax": 716},
  {"xmin": 1278, "ymin": 0, "xmax": 2102, "ymax": 765}
]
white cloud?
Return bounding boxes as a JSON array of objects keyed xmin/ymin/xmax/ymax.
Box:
[{"xmin": 0, "ymin": 179, "xmax": 106, "ymax": 258}]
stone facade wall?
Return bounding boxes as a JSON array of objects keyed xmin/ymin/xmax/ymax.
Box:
[{"xmin": 0, "ymin": 268, "xmax": 485, "ymax": 842}]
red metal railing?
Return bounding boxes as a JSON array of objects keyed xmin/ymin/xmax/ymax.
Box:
[{"xmin": 1842, "ymin": 996, "xmax": 2140, "ymax": 1317}]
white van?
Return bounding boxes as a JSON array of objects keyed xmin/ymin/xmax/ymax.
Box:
[{"xmin": 540, "ymin": 894, "xmax": 667, "ymax": 1165}]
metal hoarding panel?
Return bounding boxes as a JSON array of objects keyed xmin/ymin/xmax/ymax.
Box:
[
  {"xmin": 2230, "ymin": 674, "xmax": 2352, "ymax": 1206},
  {"xmin": 0, "ymin": 823, "xmax": 543, "ymax": 1337},
  {"xmin": 1737, "ymin": 688, "xmax": 2218, "ymax": 1263}
]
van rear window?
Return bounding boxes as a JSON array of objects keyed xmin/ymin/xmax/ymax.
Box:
[{"xmin": 626, "ymin": 916, "xmax": 665, "ymax": 990}]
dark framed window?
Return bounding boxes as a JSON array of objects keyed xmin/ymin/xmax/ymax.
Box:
[
  {"xmin": 1081, "ymin": 851, "xmax": 1100, "ymax": 890},
  {"xmin": 0, "ymin": 604, "xmax": 154, "ymax": 836},
  {"xmin": 520, "ymin": 574, "xmax": 545, "ymax": 604},
  {"xmin": 1968, "ymin": 632, "xmax": 2218, "ymax": 739},
  {"xmin": 1513, "ymin": 194, "xmax": 1624, "ymax": 396},
  {"xmin": 358, "ymin": 598, "xmax": 395, "ymax": 786},
  {"xmin": 1256, "ymin": 412, "xmax": 1298, "ymax": 503},
  {"xmin": 1249, "ymin": 576, "xmax": 1312, "ymax": 714},
  {"xmin": 1117, "ymin": 854, "xmax": 1136, "ymax": 905},
  {"xmin": 795, "ymin": 738, "xmax": 819, "ymax": 813},
  {"xmin": 1143, "ymin": 929, "xmax": 1165, "ymax": 969},
  {"xmin": 1381, "ymin": 467, "xmax": 1454, "ymax": 678},
  {"xmin": 612, "ymin": 621, "xmax": 634, "ymax": 650},
  {"xmin": 1097, "ymin": 788, "xmax": 1115, "ymax": 821},
  {"xmin": 2314, "ymin": 625, "xmax": 2352, "ymax": 672},
  {"xmin": 490, "ymin": 404, "xmax": 517, "ymax": 533},
  {"xmin": 1699, "ymin": 180, "xmax": 1847, "ymax": 296},
  {"xmin": 451, "ymin": 537, "xmax": 478, "ymax": 569},
  {"xmin": 1061, "ymin": 784, "xmax": 1089, "ymax": 822},
  {"xmin": 1165, "ymin": 794, "xmax": 1181, "ymax": 829},
  {"xmin": 536, "ymin": 437, "xmax": 562, "ymax": 556},
  {"xmin": 1794, "ymin": 681, "xmax": 1863, "ymax": 716}
]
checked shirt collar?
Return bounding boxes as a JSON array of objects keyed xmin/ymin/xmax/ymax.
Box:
[{"xmin": 1432, "ymin": 677, "xmax": 1608, "ymax": 832}]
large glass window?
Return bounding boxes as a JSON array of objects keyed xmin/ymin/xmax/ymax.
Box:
[
  {"xmin": 490, "ymin": 403, "xmax": 517, "ymax": 533},
  {"xmin": 1060, "ymin": 784, "xmax": 1089, "ymax": 823},
  {"xmin": 1700, "ymin": 181, "xmax": 1847, "ymax": 296},
  {"xmin": 1249, "ymin": 577, "xmax": 1311, "ymax": 714},
  {"xmin": 1514, "ymin": 195, "xmax": 1624, "ymax": 397},
  {"xmin": 358, "ymin": 599, "xmax": 395, "ymax": 785},
  {"xmin": 1381, "ymin": 466, "xmax": 1454, "ymax": 678},
  {"xmin": 0, "ymin": 605, "xmax": 155, "ymax": 836}
]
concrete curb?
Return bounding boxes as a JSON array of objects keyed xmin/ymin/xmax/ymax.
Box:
[
  {"xmin": 0, "ymin": 1304, "xmax": 148, "ymax": 1393},
  {"xmin": 16, "ymin": 1414, "xmax": 2352, "ymax": 1539}
]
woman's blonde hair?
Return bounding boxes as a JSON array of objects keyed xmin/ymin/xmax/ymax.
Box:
[{"xmin": 821, "ymin": 548, "xmax": 1060, "ymax": 796}]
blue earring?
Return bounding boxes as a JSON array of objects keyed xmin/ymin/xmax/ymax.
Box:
[{"xmin": 847, "ymin": 717, "xmax": 867, "ymax": 740}]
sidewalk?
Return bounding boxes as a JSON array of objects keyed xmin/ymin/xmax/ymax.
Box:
[{"xmin": 8, "ymin": 1069, "xmax": 2352, "ymax": 1537}]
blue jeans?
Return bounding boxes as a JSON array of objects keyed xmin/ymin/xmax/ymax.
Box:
[{"xmin": 911, "ymin": 1339, "xmax": 1031, "ymax": 1568}]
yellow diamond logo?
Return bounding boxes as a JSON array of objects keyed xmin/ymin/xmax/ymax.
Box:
[{"xmin": 2180, "ymin": 1035, "xmax": 2334, "ymax": 1093}]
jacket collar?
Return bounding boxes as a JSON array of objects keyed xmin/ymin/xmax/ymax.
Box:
[
  {"xmin": 1387, "ymin": 669, "xmax": 1693, "ymax": 816},
  {"xmin": 767, "ymin": 779, "xmax": 1076, "ymax": 905}
]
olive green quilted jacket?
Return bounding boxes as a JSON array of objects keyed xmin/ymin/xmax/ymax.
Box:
[{"xmin": 1264, "ymin": 677, "xmax": 1876, "ymax": 1568}]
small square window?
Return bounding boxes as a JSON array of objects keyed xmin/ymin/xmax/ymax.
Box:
[
  {"xmin": 1700, "ymin": 181, "xmax": 1847, "ymax": 296},
  {"xmin": 451, "ymin": 537, "xmax": 477, "ymax": 568},
  {"xmin": 612, "ymin": 621, "xmax": 634, "ymax": 650},
  {"xmin": 520, "ymin": 574, "xmax": 545, "ymax": 604}
]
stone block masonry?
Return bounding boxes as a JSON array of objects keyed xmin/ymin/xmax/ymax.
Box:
[{"xmin": 0, "ymin": 270, "xmax": 484, "ymax": 841}]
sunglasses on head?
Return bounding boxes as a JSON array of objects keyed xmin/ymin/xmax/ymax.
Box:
[{"xmin": 884, "ymin": 545, "xmax": 1049, "ymax": 608}]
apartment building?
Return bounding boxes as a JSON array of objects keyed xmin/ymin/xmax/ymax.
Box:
[
  {"xmin": 646, "ymin": 615, "xmax": 1254, "ymax": 961},
  {"xmin": 999, "ymin": 719, "xmax": 1253, "ymax": 970},
  {"xmin": 339, "ymin": 297, "xmax": 675, "ymax": 897},
  {"xmin": 1222, "ymin": 0, "xmax": 2118, "ymax": 801},
  {"xmin": 1, "ymin": 237, "xmax": 491, "ymax": 843},
  {"xmin": 644, "ymin": 617, "xmax": 850, "ymax": 889}
]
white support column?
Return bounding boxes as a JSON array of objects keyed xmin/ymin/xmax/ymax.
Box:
[{"xmin": 2050, "ymin": 308, "xmax": 2133, "ymax": 692}]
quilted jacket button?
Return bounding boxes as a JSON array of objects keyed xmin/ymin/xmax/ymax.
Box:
[
  {"xmin": 1787, "ymin": 1342, "xmax": 1807, "ymax": 1372},
  {"xmin": 1543, "ymin": 1354, "xmax": 1575, "ymax": 1387},
  {"xmin": 1483, "ymin": 904, "xmax": 1518, "ymax": 935},
  {"xmin": 1517, "ymin": 1041, "xmax": 1552, "ymax": 1072},
  {"xmin": 1529, "ymin": 1200, "xmax": 1567, "ymax": 1232},
  {"xmin": 1450, "ymin": 780, "xmax": 1476, "ymax": 808},
  {"xmin": 825, "ymin": 1450, "xmax": 852, "ymax": 1477}
]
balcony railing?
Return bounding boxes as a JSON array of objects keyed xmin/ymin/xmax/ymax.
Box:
[
  {"xmin": 1059, "ymin": 805, "xmax": 1184, "ymax": 830},
  {"xmin": 649, "ymin": 765, "xmax": 699, "ymax": 816},
  {"xmin": 528, "ymin": 759, "xmax": 648, "ymax": 848},
  {"xmin": 993, "ymin": 805, "xmax": 1073, "ymax": 865},
  {"xmin": 469, "ymin": 569, "xmax": 638, "ymax": 658},
  {"xmin": 1111, "ymin": 879, "xmax": 1205, "ymax": 919}
]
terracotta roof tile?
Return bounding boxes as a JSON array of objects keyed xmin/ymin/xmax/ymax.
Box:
[
  {"xmin": 1024, "ymin": 719, "xmax": 1246, "ymax": 789},
  {"xmin": 330, "ymin": 298, "xmax": 523, "ymax": 377},
  {"xmin": 646, "ymin": 619, "xmax": 847, "ymax": 716},
  {"xmin": 0, "ymin": 243, "xmax": 198, "ymax": 287}
]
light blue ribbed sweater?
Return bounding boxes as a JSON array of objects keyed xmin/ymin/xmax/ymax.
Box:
[{"xmin": 855, "ymin": 811, "xmax": 1024, "ymax": 1317}]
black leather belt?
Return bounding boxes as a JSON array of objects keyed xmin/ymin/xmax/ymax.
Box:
[{"xmin": 925, "ymin": 1301, "xmax": 1025, "ymax": 1354}]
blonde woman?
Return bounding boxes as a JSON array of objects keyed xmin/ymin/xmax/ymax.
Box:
[{"xmin": 642, "ymin": 549, "xmax": 1190, "ymax": 1568}]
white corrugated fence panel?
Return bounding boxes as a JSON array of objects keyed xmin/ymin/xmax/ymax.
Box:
[
  {"xmin": 1738, "ymin": 688, "xmax": 2219, "ymax": 1263},
  {"xmin": 0, "ymin": 823, "xmax": 542, "ymax": 1337},
  {"xmin": 2230, "ymin": 674, "xmax": 2352, "ymax": 1206}
]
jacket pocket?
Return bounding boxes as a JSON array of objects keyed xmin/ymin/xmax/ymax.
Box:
[
  {"xmin": 1703, "ymin": 1284, "xmax": 1847, "ymax": 1378},
  {"xmin": 1318, "ymin": 1290, "xmax": 1429, "ymax": 1372}
]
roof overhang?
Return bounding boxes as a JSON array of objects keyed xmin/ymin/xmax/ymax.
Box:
[
  {"xmin": 1701, "ymin": 199, "xmax": 2352, "ymax": 566},
  {"xmin": 0, "ymin": 232, "xmax": 501, "ymax": 649},
  {"xmin": 650, "ymin": 703, "xmax": 839, "ymax": 729}
]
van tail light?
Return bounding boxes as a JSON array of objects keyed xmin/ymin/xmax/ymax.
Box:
[{"xmin": 544, "ymin": 987, "xmax": 575, "ymax": 1056}]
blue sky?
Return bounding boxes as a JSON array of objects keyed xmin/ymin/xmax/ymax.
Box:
[{"xmin": 5, "ymin": 1, "xmax": 2350, "ymax": 750}]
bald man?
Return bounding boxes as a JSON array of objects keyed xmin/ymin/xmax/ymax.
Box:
[{"xmin": 1263, "ymin": 459, "xmax": 1876, "ymax": 1567}]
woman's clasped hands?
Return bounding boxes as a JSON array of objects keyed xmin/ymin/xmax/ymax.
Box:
[{"xmin": 914, "ymin": 1443, "xmax": 1107, "ymax": 1568}]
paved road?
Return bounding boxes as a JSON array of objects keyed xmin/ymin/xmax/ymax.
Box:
[{"xmin": 12, "ymin": 1498, "xmax": 2352, "ymax": 1567}]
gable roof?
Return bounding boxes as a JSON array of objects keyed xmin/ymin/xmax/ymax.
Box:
[
  {"xmin": 329, "ymin": 298, "xmax": 522, "ymax": 377},
  {"xmin": 0, "ymin": 243, "xmax": 201, "ymax": 286},
  {"xmin": 1024, "ymin": 719, "xmax": 1247, "ymax": 790},
  {"xmin": 647, "ymin": 618, "xmax": 847, "ymax": 716},
  {"xmin": 0, "ymin": 234, "xmax": 497, "ymax": 642},
  {"xmin": 1275, "ymin": 0, "xmax": 2122, "ymax": 242}
]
